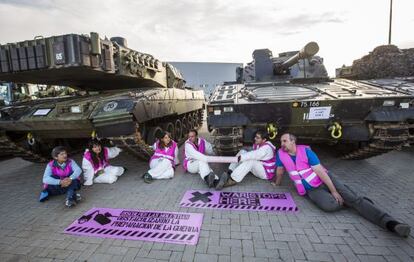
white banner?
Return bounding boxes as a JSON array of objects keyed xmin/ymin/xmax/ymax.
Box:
[{"xmin": 205, "ymin": 156, "xmax": 238, "ymax": 163}]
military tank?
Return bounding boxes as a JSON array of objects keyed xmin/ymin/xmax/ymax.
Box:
[
  {"xmin": 207, "ymin": 42, "xmax": 414, "ymax": 160},
  {"xmin": 0, "ymin": 32, "xmax": 205, "ymax": 162},
  {"xmin": 336, "ymin": 45, "xmax": 414, "ymax": 96}
]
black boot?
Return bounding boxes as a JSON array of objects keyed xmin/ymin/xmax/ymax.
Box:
[
  {"xmin": 216, "ymin": 172, "xmax": 238, "ymax": 189},
  {"xmin": 223, "ymin": 177, "xmax": 237, "ymax": 188},
  {"xmin": 212, "ymin": 179, "xmax": 220, "ymax": 188},
  {"xmin": 143, "ymin": 173, "xmax": 153, "ymax": 184},
  {"xmin": 204, "ymin": 172, "xmax": 216, "ymax": 188},
  {"xmin": 386, "ymin": 220, "xmax": 411, "ymax": 238},
  {"xmin": 216, "ymin": 172, "xmax": 229, "ymax": 190}
]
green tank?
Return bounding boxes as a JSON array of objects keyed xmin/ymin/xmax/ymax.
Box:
[
  {"xmin": 0, "ymin": 32, "xmax": 205, "ymax": 162},
  {"xmin": 207, "ymin": 42, "xmax": 414, "ymax": 160}
]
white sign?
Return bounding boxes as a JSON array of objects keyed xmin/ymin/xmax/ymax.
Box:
[
  {"xmin": 400, "ymin": 103, "xmax": 409, "ymax": 109},
  {"xmin": 308, "ymin": 106, "xmax": 331, "ymax": 120},
  {"xmin": 33, "ymin": 108, "xmax": 52, "ymax": 116}
]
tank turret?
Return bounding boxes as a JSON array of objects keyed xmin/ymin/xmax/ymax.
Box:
[
  {"xmin": 239, "ymin": 41, "xmax": 327, "ymax": 82},
  {"xmin": 0, "ymin": 32, "xmax": 185, "ymax": 90}
]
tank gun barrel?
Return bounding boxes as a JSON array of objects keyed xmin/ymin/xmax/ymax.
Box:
[{"xmin": 278, "ymin": 42, "xmax": 319, "ymax": 70}]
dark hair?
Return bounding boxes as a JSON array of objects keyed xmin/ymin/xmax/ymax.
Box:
[
  {"xmin": 188, "ymin": 129, "xmax": 198, "ymax": 136},
  {"xmin": 51, "ymin": 146, "xmax": 67, "ymax": 158},
  {"xmin": 157, "ymin": 131, "xmax": 172, "ymax": 149},
  {"xmin": 255, "ymin": 130, "xmax": 269, "ymax": 140},
  {"xmin": 88, "ymin": 138, "xmax": 105, "ymax": 168},
  {"xmin": 285, "ymin": 133, "xmax": 297, "ymax": 143}
]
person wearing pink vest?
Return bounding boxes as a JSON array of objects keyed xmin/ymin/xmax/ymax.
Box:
[
  {"xmin": 39, "ymin": 146, "xmax": 82, "ymax": 207},
  {"xmin": 82, "ymin": 139, "xmax": 124, "ymax": 185},
  {"xmin": 183, "ymin": 129, "xmax": 219, "ymax": 188},
  {"xmin": 216, "ymin": 130, "xmax": 276, "ymax": 189},
  {"xmin": 142, "ymin": 131, "xmax": 179, "ymax": 183},
  {"xmin": 274, "ymin": 133, "xmax": 411, "ymax": 238}
]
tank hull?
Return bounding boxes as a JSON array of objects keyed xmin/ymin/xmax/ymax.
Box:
[{"xmin": 207, "ymin": 79, "xmax": 414, "ymax": 159}]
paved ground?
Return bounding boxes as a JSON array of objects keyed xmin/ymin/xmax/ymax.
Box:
[{"xmin": 0, "ymin": 123, "xmax": 413, "ymax": 262}]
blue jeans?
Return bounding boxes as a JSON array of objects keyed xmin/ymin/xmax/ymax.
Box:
[{"xmin": 46, "ymin": 179, "xmax": 81, "ymax": 200}]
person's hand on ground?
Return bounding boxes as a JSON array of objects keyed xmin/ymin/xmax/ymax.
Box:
[
  {"xmin": 331, "ymin": 191, "xmax": 344, "ymax": 206},
  {"xmin": 271, "ymin": 181, "xmax": 281, "ymax": 187}
]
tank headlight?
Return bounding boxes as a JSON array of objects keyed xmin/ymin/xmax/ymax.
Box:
[
  {"xmin": 214, "ymin": 109, "xmax": 221, "ymax": 115},
  {"xmin": 70, "ymin": 105, "xmax": 82, "ymax": 113},
  {"xmin": 383, "ymin": 100, "xmax": 395, "ymax": 106},
  {"xmin": 223, "ymin": 106, "xmax": 234, "ymax": 113}
]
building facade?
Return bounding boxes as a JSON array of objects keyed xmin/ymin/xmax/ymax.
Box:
[{"xmin": 170, "ymin": 62, "xmax": 243, "ymax": 95}]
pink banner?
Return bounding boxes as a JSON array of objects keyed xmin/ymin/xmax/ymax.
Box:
[
  {"xmin": 64, "ymin": 207, "xmax": 203, "ymax": 245},
  {"xmin": 180, "ymin": 190, "xmax": 298, "ymax": 212}
]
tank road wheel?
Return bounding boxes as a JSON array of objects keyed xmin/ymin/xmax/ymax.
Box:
[
  {"xmin": 147, "ymin": 126, "xmax": 163, "ymax": 145},
  {"xmin": 197, "ymin": 110, "xmax": 203, "ymax": 126},
  {"xmin": 138, "ymin": 123, "xmax": 148, "ymax": 143},
  {"xmin": 174, "ymin": 119, "xmax": 183, "ymax": 141},
  {"xmin": 191, "ymin": 112, "xmax": 199, "ymax": 129},
  {"xmin": 187, "ymin": 114, "xmax": 195, "ymax": 130},
  {"xmin": 162, "ymin": 122, "xmax": 175, "ymax": 139},
  {"xmin": 181, "ymin": 116, "xmax": 188, "ymax": 135}
]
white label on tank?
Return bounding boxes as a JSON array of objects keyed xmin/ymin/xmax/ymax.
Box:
[
  {"xmin": 103, "ymin": 101, "xmax": 118, "ymax": 112},
  {"xmin": 308, "ymin": 106, "xmax": 331, "ymax": 120},
  {"xmin": 33, "ymin": 108, "xmax": 52, "ymax": 116},
  {"xmin": 400, "ymin": 103, "xmax": 409, "ymax": 109}
]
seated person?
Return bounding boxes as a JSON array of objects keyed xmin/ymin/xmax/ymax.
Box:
[
  {"xmin": 142, "ymin": 131, "xmax": 178, "ymax": 183},
  {"xmin": 216, "ymin": 130, "xmax": 276, "ymax": 189},
  {"xmin": 183, "ymin": 129, "xmax": 219, "ymax": 188},
  {"xmin": 39, "ymin": 146, "xmax": 82, "ymax": 207},
  {"xmin": 274, "ymin": 133, "xmax": 411, "ymax": 238},
  {"xmin": 82, "ymin": 139, "xmax": 124, "ymax": 185}
]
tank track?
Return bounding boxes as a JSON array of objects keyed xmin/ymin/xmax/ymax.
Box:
[
  {"xmin": 0, "ymin": 110, "xmax": 204, "ymax": 162},
  {"xmin": 342, "ymin": 122, "xmax": 411, "ymax": 160},
  {"xmin": 109, "ymin": 132, "xmax": 155, "ymax": 161},
  {"xmin": 109, "ymin": 110, "xmax": 204, "ymax": 161},
  {"xmin": 0, "ymin": 131, "xmax": 48, "ymax": 163}
]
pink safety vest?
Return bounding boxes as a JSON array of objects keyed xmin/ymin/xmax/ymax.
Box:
[
  {"xmin": 150, "ymin": 140, "xmax": 177, "ymax": 167},
  {"xmin": 43, "ymin": 159, "xmax": 74, "ymax": 189},
  {"xmin": 278, "ymin": 145, "xmax": 323, "ymax": 196},
  {"xmin": 183, "ymin": 138, "xmax": 206, "ymax": 171},
  {"xmin": 253, "ymin": 141, "xmax": 276, "ymax": 180},
  {"xmin": 83, "ymin": 147, "xmax": 109, "ymax": 173}
]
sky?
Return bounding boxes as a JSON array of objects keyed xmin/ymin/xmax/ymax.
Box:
[{"xmin": 0, "ymin": 0, "xmax": 413, "ymax": 76}]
